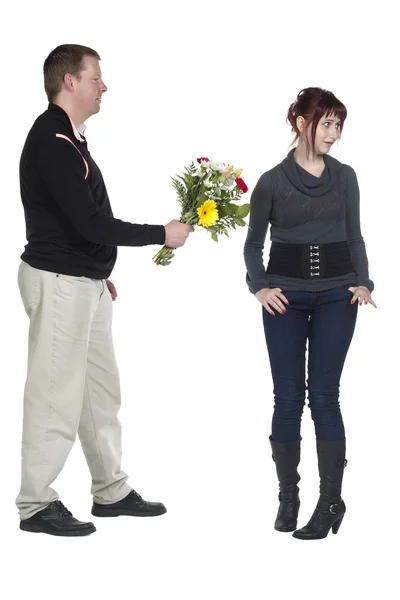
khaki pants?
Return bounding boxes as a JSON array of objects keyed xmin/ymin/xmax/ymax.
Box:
[{"xmin": 17, "ymin": 261, "xmax": 131, "ymax": 520}]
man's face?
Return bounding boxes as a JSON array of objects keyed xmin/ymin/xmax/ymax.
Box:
[{"xmin": 72, "ymin": 56, "xmax": 107, "ymax": 118}]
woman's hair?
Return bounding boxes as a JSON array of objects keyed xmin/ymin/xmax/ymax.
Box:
[
  {"xmin": 44, "ymin": 44, "xmax": 101, "ymax": 103},
  {"xmin": 287, "ymin": 87, "xmax": 347, "ymax": 156}
]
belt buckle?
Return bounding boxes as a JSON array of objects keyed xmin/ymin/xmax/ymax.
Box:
[{"xmin": 309, "ymin": 245, "xmax": 320, "ymax": 277}]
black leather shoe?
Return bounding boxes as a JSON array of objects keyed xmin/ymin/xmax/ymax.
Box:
[
  {"xmin": 91, "ymin": 490, "xmax": 167, "ymax": 518},
  {"xmin": 270, "ymin": 436, "xmax": 301, "ymax": 532},
  {"xmin": 20, "ymin": 501, "xmax": 96, "ymax": 537}
]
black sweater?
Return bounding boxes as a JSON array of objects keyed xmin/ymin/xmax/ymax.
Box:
[
  {"xmin": 19, "ymin": 103, "xmax": 165, "ymax": 279},
  {"xmin": 244, "ymin": 149, "xmax": 374, "ymax": 293}
]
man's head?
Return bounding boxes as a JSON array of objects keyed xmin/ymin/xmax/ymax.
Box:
[{"xmin": 44, "ymin": 44, "xmax": 107, "ymax": 122}]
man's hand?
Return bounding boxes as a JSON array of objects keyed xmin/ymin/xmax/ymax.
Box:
[
  {"xmin": 106, "ymin": 279, "xmax": 118, "ymax": 301},
  {"xmin": 164, "ymin": 220, "xmax": 194, "ymax": 248}
]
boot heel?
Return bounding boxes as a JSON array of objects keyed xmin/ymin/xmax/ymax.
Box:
[{"xmin": 332, "ymin": 514, "xmax": 344, "ymax": 535}]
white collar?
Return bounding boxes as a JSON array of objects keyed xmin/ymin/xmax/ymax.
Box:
[
  {"xmin": 51, "ymin": 103, "xmax": 86, "ymax": 142},
  {"xmin": 70, "ymin": 118, "xmax": 86, "ymax": 142}
]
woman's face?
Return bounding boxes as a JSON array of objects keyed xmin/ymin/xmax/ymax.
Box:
[{"xmin": 311, "ymin": 113, "xmax": 342, "ymax": 155}]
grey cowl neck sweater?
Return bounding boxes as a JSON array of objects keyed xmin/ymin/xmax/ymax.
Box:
[
  {"xmin": 281, "ymin": 148, "xmax": 338, "ymax": 196},
  {"xmin": 243, "ymin": 148, "xmax": 374, "ymax": 293}
]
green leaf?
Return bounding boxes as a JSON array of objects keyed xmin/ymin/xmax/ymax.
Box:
[
  {"xmin": 233, "ymin": 216, "xmax": 247, "ymax": 227},
  {"xmin": 223, "ymin": 203, "xmax": 239, "ymax": 216},
  {"xmin": 196, "ymin": 192, "xmax": 208, "ymax": 208},
  {"xmin": 217, "ymin": 205, "xmax": 227, "ymax": 217},
  {"xmin": 235, "ymin": 203, "xmax": 251, "ymax": 219}
]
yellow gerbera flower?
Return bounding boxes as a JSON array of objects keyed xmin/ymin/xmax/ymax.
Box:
[{"xmin": 197, "ymin": 199, "xmax": 219, "ymax": 228}]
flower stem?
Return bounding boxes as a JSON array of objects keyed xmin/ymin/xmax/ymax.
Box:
[{"xmin": 153, "ymin": 216, "xmax": 198, "ymax": 266}]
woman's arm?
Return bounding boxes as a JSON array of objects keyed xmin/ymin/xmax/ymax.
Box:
[
  {"xmin": 243, "ymin": 171, "xmax": 274, "ymax": 294},
  {"xmin": 345, "ymin": 166, "xmax": 374, "ymax": 292}
]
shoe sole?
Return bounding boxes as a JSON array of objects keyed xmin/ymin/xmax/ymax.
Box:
[
  {"xmin": 275, "ymin": 525, "xmax": 297, "ymax": 532},
  {"xmin": 20, "ymin": 521, "xmax": 96, "ymax": 536},
  {"xmin": 91, "ymin": 506, "xmax": 167, "ymax": 518},
  {"xmin": 292, "ymin": 532, "xmax": 328, "ymax": 540}
]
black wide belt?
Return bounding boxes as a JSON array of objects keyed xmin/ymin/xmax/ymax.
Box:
[{"xmin": 266, "ymin": 241, "xmax": 354, "ymax": 279}]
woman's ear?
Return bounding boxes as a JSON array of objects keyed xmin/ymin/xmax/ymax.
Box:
[{"xmin": 296, "ymin": 115, "xmax": 305, "ymax": 133}]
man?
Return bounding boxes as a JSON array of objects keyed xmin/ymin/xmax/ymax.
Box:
[{"xmin": 17, "ymin": 44, "xmax": 193, "ymax": 537}]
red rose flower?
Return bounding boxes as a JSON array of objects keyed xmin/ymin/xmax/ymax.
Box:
[
  {"xmin": 235, "ymin": 177, "xmax": 248, "ymax": 193},
  {"xmin": 197, "ymin": 157, "xmax": 210, "ymax": 163}
]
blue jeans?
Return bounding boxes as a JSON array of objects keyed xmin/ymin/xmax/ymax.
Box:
[{"xmin": 262, "ymin": 286, "xmax": 358, "ymax": 443}]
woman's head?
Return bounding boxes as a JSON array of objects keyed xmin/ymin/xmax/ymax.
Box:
[{"xmin": 287, "ymin": 87, "xmax": 347, "ymax": 157}]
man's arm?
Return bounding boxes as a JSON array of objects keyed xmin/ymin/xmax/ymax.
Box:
[{"xmin": 37, "ymin": 135, "xmax": 165, "ymax": 247}]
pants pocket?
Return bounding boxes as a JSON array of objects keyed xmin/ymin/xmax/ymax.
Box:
[
  {"xmin": 56, "ymin": 273, "xmax": 89, "ymax": 282},
  {"xmin": 18, "ymin": 262, "xmax": 41, "ymax": 311}
]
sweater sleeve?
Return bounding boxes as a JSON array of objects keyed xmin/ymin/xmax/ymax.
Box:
[
  {"xmin": 243, "ymin": 171, "xmax": 274, "ymax": 294},
  {"xmin": 36, "ymin": 135, "xmax": 165, "ymax": 247},
  {"xmin": 345, "ymin": 166, "xmax": 374, "ymax": 291}
]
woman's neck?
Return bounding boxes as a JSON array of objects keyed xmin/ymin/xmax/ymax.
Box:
[{"xmin": 293, "ymin": 144, "xmax": 325, "ymax": 176}]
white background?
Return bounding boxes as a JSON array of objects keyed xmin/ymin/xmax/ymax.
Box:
[{"xmin": 1, "ymin": 1, "xmax": 398, "ymax": 598}]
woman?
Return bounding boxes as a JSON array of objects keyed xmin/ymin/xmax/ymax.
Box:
[{"xmin": 244, "ymin": 87, "xmax": 376, "ymax": 540}]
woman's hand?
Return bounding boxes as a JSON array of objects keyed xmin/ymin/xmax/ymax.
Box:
[
  {"xmin": 255, "ymin": 288, "xmax": 289, "ymax": 316},
  {"xmin": 348, "ymin": 286, "xmax": 377, "ymax": 308}
]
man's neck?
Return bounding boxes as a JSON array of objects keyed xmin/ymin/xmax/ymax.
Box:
[{"xmin": 52, "ymin": 100, "xmax": 86, "ymax": 140}]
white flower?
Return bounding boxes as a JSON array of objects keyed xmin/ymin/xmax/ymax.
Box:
[
  {"xmin": 195, "ymin": 164, "xmax": 210, "ymax": 177},
  {"xmin": 209, "ymin": 158, "xmax": 225, "ymax": 172}
]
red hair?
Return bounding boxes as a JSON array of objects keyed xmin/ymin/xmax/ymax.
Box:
[{"xmin": 287, "ymin": 87, "xmax": 347, "ymax": 156}]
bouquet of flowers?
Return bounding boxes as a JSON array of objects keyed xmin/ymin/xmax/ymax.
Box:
[{"xmin": 153, "ymin": 157, "xmax": 250, "ymax": 266}]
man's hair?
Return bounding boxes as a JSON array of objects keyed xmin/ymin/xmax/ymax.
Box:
[{"xmin": 44, "ymin": 44, "xmax": 101, "ymax": 102}]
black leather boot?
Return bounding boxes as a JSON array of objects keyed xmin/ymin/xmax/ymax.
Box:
[
  {"xmin": 92, "ymin": 489, "xmax": 167, "ymax": 518},
  {"xmin": 20, "ymin": 501, "xmax": 96, "ymax": 536},
  {"xmin": 269, "ymin": 436, "xmax": 301, "ymax": 532},
  {"xmin": 293, "ymin": 439, "xmax": 347, "ymax": 540}
]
